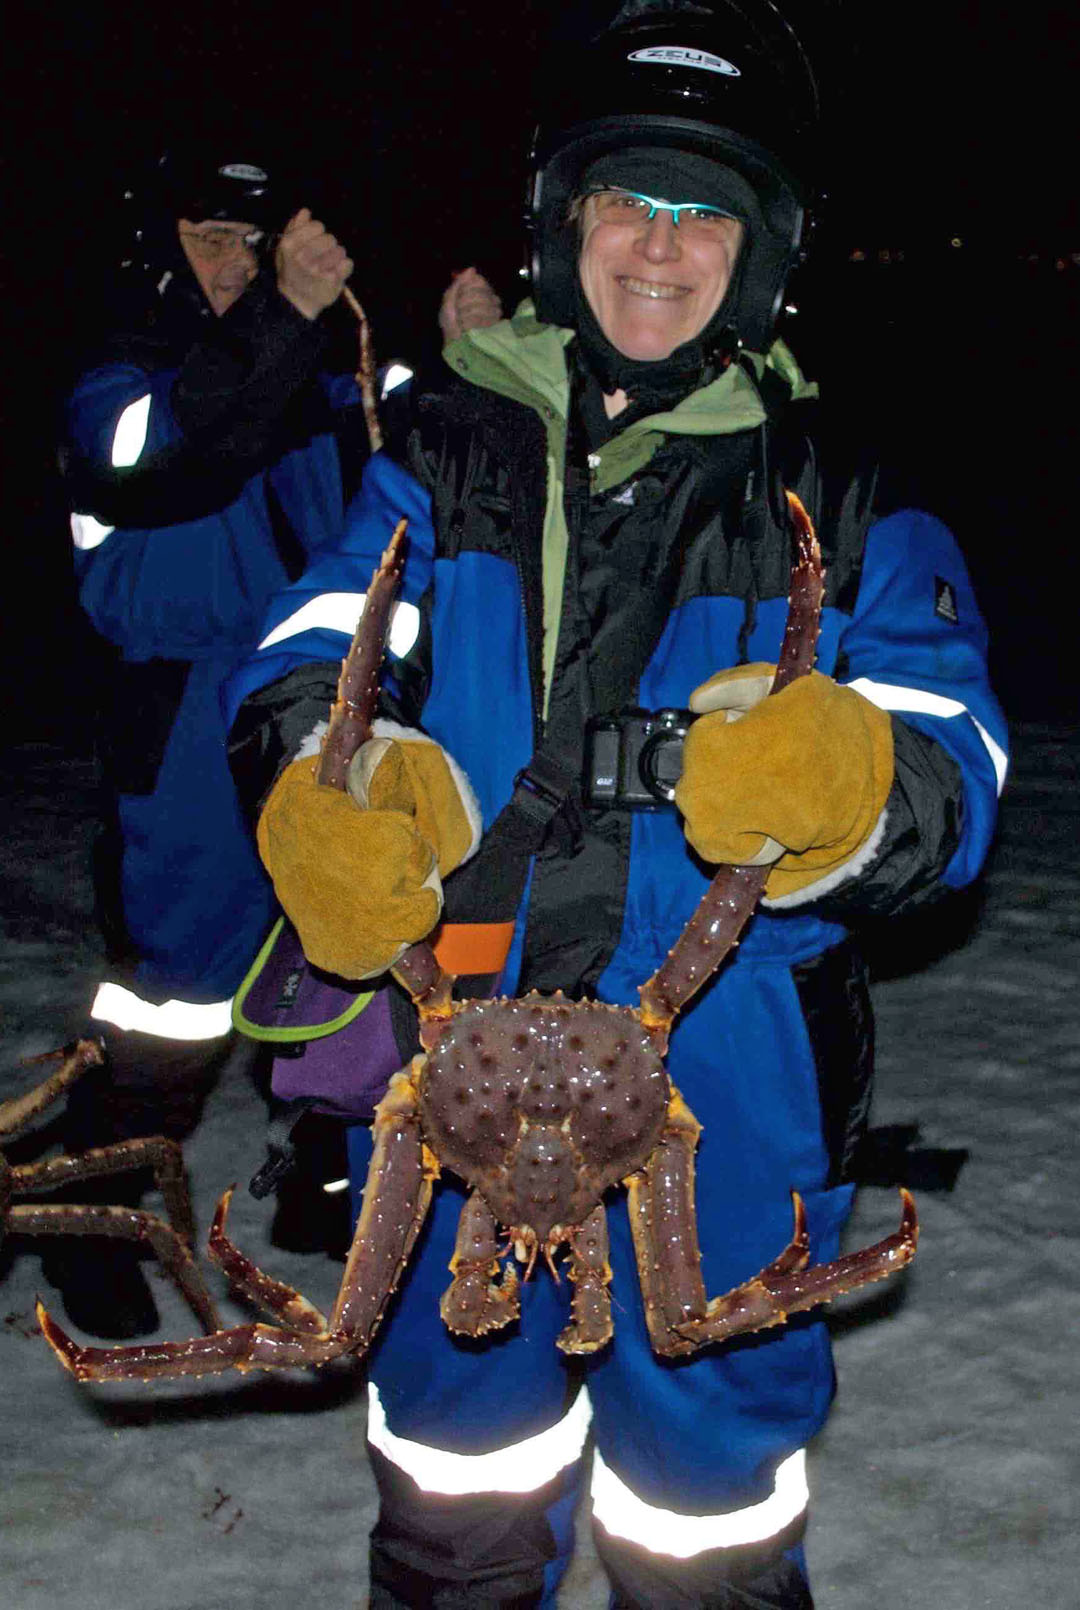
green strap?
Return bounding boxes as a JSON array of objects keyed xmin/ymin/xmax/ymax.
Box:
[{"xmin": 231, "ymin": 917, "xmax": 376, "ymax": 1043}]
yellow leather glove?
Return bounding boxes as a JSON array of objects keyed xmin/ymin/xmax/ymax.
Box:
[
  {"xmin": 257, "ymin": 736, "xmax": 479, "ymax": 979},
  {"xmin": 346, "ymin": 732, "xmax": 478, "ymax": 877},
  {"xmin": 674, "ymin": 663, "xmax": 894, "ymax": 901}
]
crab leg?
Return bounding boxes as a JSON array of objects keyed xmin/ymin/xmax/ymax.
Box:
[
  {"xmin": 10, "ymin": 1131, "xmax": 216, "ymax": 1329},
  {"xmin": 440, "ymin": 1189, "xmax": 521, "ymax": 1338},
  {"xmin": 341, "ymin": 285, "xmax": 383, "ymax": 455},
  {"xmin": 19, "ymin": 1134, "xmax": 199, "ymax": 1245},
  {"xmin": 313, "ymin": 515, "xmax": 454, "ymax": 1021},
  {"xmin": 38, "ymin": 1305, "xmax": 354, "ymax": 1384},
  {"xmin": 37, "ymin": 1188, "xmax": 359, "ymax": 1382},
  {"xmin": 207, "ymin": 1186, "xmax": 329, "ymax": 1334},
  {"xmin": 316, "ymin": 517, "xmax": 409, "ymax": 790},
  {"xmin": 328, "ymin": 1063, "xmax": 438, "ymax": 1343},
  {"xmin": 638, "ymin": 492, "xmax": 825, "ymax": 1044},
  {"xmin": 625, "ymin": 1088, "xmax": 710, "ymax": 1357},
  {"xmin": 0, "ymin": 1039, "xmax": 103, "ymax": 1137},
  {"xmin": 15, "ymin": 1200, "xmax": 219, "ymax": 1332},
  {"xmin": 35, "ymin": 1066, "xmax": 443, "ymax": 1384},
  {"xmin": 555, "ymin": 1205, "xmax": 613, "ymax": 1355},
  {"xmin": 770, "ymin": 491, "xmax": 827, "ymax": 692},
  {"xmin": 673, "ymin": 1190, "xmax": 918, "ymax": 1349},
  {"xmin": 627, "ymin": 1084, "xmax": 916, "ymax": 1358}
]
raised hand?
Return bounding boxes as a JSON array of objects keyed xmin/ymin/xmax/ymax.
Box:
[
  {"xmin": 276, "ymin": 207, "xmax": 354, "ymax": 320},
  {"xmin": 438, "ymin": 267, "xmax": 503, "ymax": 343}
]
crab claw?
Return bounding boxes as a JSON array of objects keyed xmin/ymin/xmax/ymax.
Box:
[
  {"xmin": 37, "ymin": 1300, "xmax": 84, "ymax": 1377},
  {"xmin": 671, "ymin": 1188, "xmax": 919, "ymax": 1350}
]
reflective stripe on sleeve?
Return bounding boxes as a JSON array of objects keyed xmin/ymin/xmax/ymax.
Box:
[
  {"xmin": 591, "ymin": 1447, "xmax": 809, "ymax": 1560},
  {"xmin": 71, "ymin": 511, "xmax": 115, "ymax": 551},
  {"xmin": 111, "ymin": 393, "xmax": 152, "ymax": 467},
  {"xmin": 366, "ymin": 1381, "xmax": 592, "ymax": 1496},
  {"xmin": 381, "ymin": 363, "xmax": 414, "ymax": 398},
  {"xmin": 845, "ymin": 677, "xmax": 1008, "ymax": 796},
  {"xmin": 90, "ymin": 982, "xmax": 233, "ymax": 1041},
  {"xmin": 257, "ymin": 592, "xmax": 421, "ymax": 658},
  {"xmin": 69, "ymin": 394, "xmax": 152, "ymax": 548}
]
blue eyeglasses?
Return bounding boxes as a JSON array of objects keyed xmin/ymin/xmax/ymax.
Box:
[{"xmin": 589, "ymin": 189, "xmax": 740, "ymax": 240}]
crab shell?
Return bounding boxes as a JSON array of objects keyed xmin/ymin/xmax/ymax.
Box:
[{"xmin": 419, "ymin": 992, "xmax": 669, "ymax": 1243}]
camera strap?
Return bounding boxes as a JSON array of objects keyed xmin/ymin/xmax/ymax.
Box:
[{"xmin": 438, "ymin": 742, "xmax": 584, "ymax": 996}]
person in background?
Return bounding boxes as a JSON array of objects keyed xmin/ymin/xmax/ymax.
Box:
[
  {"xmin": 51, "ymin": 148, "xmax": 359, "ymax": 1338},
  {"xmin": 229, "ymin": 5, "xmax": 1006, "ymax": 1603}
]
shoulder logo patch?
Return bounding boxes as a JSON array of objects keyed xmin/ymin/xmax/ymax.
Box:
[{"xmin": 934, "ymin": 576, "xmax": 959, "ymax": 624}]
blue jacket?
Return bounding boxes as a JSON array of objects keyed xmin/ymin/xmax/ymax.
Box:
[
  {"xmin": 225, "ymin": 312, "xmax": 1006, "ymax": 1500},
  {"xmin": 67, "ymin": 270, "xmax": 357, "ymax": 663},
  {"xmin": 66, "ymin": 266, "xmax": 360, "ymax": 1003}
]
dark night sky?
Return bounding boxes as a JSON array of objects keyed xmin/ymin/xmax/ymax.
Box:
[
  {"xmin": 1, "ymin": 1, "xmax": 1077, "ymax": 731},
  {"xmin": 5, "ymin": 1, "xmax": 1075, "ymax": 355}
]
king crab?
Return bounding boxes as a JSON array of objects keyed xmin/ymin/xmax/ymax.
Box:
[
  {"xmin": 2, "ymin": 1039, "xmax": 219, "ymax": 1331},
  {"xmin": 40, "ymin": 497, "xmax": 916, "ymax": 1383}
]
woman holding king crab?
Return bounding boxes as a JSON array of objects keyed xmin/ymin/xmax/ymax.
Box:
[{"xmin": 221, "ymin": 5, "xmax": 1007, "ymax": 1605}]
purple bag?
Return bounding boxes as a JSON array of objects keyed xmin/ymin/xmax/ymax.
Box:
[{"xmin": 232, "ymin": 917, "xmax": 405, "ymax": 1120}]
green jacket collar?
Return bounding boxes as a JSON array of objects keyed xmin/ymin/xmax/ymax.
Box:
[
  {"xmin": 442, "ymin": 303, "xmax": 818, "ymax": 716},
  {"xmin": 443, "ymin": 300, "xmax": 817, "ymax": 492}
]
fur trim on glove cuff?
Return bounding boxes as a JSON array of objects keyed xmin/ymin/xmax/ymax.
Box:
[
  {"xmin": 762, "ymin": 807, "xmax": 890, "ymax": 911},
  {"xmin": 295, "ymin": 720, "xmax": 327, "ymax": 763}
]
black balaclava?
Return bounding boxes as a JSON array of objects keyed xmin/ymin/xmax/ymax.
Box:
[{"xmin": 572, "ymin": 146, "xmax": 763, "ymax": 407}]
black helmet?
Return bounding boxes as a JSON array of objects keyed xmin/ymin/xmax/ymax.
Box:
[
  {"xmin": 152, "ymin": 149, "xmax": 280, "ymax": 230},
  {"xmin": 118, "ymin": 147, "xmax": 283, "ymax": 294},
  {"xmin": 528, "ymin": 1, "xmax": 820, "ymax": 353}
]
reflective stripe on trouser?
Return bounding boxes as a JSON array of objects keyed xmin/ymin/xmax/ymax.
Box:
[
  {"xmin": 366, "ymin": 1385, "xmax": 589, "ymax": 1610},
  {"xmin": 591, "ymin": 1446, "xmax": 808, "ymax": 1558},
  {"xmin": 594, "ymin": 1529, "xmax": 814, "ymax": 1610},
  {"xmin": 91, "ymin": 981, "xmax": 233, "ymax": 1041},
  {"xmin": 368, "ymin": 1381, "xmax": 591, "ymax": 1494},
  {"xmin": 587, "ymin": 1453, "xmax": 813, "ymax": 1609},
  {"xmin": 369, "ymin": 1383, "xmax": 806, "ymax": 1550},
  {"xmin": 366, "ymin": 1383, "xmax": 810, "ymax": 1608}
]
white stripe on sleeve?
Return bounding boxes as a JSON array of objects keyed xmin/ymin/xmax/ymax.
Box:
[
  {"xmin": 258, "ymin": 592, "xmax": 421, "ymax": 658},
  {"xmin": 846, "ymin": 677, "xmax": 1007, "ymax": 795}
]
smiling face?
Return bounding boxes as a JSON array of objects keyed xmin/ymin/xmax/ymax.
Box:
[
  {"xmin": 577, "ymin": 193, "xmax": 744, "ymax": 362},
  {"xmin": 177, "ymin": 219, "xmax": 260, "ymax": 317}
]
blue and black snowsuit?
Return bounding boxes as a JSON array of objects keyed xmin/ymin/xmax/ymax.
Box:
[
  {"xmin": 65, "ymin": 259, "xmax": 358, "ymax": 1128},
  {"xmin": 227, "ymin": 305, "xmax": 1006, "ymax": 1609}
]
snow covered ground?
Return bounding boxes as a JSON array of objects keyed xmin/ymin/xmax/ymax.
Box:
[{"xmin": 1, "ymin": 725, "xmax": 1077, "ymax": 1610}]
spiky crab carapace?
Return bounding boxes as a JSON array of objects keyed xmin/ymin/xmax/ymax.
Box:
[{"xmin": 40, "ymin": 498, "xmax": 916, "ymax": 1384}]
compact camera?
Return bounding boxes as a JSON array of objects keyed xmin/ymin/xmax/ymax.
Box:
[{"xmin": 583, "ymin": 707, "xmax": 696, "ymax": 811}]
